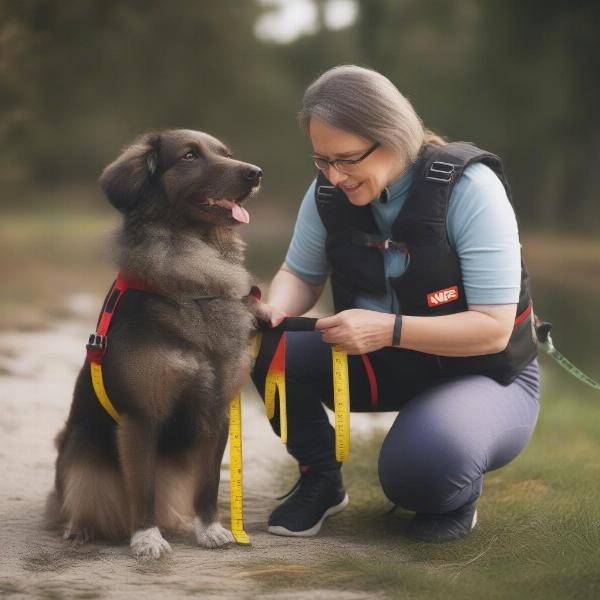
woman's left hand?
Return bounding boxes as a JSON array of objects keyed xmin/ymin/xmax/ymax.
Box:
[{"xmin": 315, "ymin": 309, "xmax": 396, "ymax": 354}]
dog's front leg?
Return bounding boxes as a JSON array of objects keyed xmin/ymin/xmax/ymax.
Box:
[
  {"xmin": 193, "ymin": 419, "xmax": 235, "ymax": 548},
  {"xmin": 117, "ymin": 417, "xmax": 172, "ymax": 559}
]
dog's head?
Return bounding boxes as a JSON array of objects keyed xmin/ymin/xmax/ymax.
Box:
[{"xmin": 98, "ymin": 129, "xmax": 261, "ymax": 226}]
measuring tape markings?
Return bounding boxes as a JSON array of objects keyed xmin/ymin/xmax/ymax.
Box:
[
  {"xmin": 229, "ymin": 391, "xmax": 250, "ymax": 545},
  {"xmin": 332, "ymin": 345, "xmax": 350, "ymax": 462}
]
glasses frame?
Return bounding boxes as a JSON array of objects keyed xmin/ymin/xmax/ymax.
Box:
[{"xmin": 311, "ymin": 142, "xmax": 380, "ymax": 174}]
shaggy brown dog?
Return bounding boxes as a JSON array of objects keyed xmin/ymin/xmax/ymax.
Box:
[{"xmin": 49, "ymin": 129, "xmax": 262, "ymax": 558}]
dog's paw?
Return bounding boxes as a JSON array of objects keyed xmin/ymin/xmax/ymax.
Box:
[
  {"xmin": 193, "ymin": 517, "xmax": 235, "ymax": 548},
  {"xmin": 130, "ymin": 527, "xmax": 172, "ymax": 559},
  {"xmin": 63, "ymin": 522, "xmax": 94, "ymax": 544}
]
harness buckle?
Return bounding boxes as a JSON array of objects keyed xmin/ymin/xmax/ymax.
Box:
[
  {"xmin": 86, "ymin": 333, "xmax": 106, "ymax": 363},
  {"xmin": 317, "ymin": 185, "xmax": 336, "ymax": 200},
  {"xmin": 426, "ymin": 161, "xmax": 455, "ymax": 183}
]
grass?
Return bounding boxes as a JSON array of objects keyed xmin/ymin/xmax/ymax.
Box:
[
  {"xmin": 245, "ymin": 371, "xmax": 600, "ymax": 599},
  {"xmin": 0, "ymin": 211, "xmax": 119, "ymax": 329}
]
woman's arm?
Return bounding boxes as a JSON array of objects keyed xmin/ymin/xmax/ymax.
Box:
[
  {"xmin": 399, "ymin": 304, "xmax": 517, "ymax": 356},
  {"xmin": 267, "ymin": 263, "xmax": 326, "ymax": 317},
  {"xmin": 315, "ymin": 304, "xmax": 517, "ymax": 356}
]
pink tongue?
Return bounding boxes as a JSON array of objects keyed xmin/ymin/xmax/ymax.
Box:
[
  {"xmin": 210, "ymin": 198, "xmax": 250, "ymax": 224},
  {"xmin": 232, "ymin": 202, "xmax": 250, "ymax": 224}
]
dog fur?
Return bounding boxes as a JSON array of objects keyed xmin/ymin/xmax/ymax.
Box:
[{"xmin": 48, "ymin": 129, "xmax": 262, "ymax": 558}]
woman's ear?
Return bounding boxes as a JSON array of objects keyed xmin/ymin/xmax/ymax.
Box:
[{"xmin": 98, "ymin": 133, "xmax": 161, "ymax": 213}]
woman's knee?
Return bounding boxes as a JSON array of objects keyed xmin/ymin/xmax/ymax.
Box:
[{"xmin": 377, "ymin": 428, "xmax": 483, "ymax": 513}]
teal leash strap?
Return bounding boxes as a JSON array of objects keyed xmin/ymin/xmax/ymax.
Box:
[
  {"xmin": 541, "ymin": 334, "xmax": 600, "ymax": 391},
  {"xmin": 536, "ymin": 319, "xmax": 600, "ymax": 391}
]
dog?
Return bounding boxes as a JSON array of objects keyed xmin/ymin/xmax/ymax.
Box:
[{"xmin": 48, "ymin": 129, "xmax": 263, "ymax": 558}]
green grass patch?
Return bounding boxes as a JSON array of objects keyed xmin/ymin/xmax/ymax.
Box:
[
  {"xmin": 248, "ymin": 372, "xmax": 600, "ymax": 599},
  {"xmin": 1, "ymin": 211, "xmax": 119, "ymax": 329}
]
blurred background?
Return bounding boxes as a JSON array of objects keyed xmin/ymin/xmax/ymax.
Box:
[{"xmin": 1, "ymin": 0, "xmax": 599, "ymax": 383}]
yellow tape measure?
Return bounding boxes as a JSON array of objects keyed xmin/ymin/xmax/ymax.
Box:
[
  {"xmin": 228, "ymin": 392, "xmax": 250, "ymax": 545},
  {"xmin": 332, "ymin": 345, "xmax": 350, "ymax": 461}
]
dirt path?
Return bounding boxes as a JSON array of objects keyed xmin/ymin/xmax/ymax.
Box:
[{"xmin": 0, "ymin": 298, "xmax": 395, "ymax": 600}]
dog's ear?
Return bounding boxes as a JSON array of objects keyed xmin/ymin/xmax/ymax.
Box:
[{"xmin": 99, "ymin": 133, "xmax": 161, "ymax": 213}]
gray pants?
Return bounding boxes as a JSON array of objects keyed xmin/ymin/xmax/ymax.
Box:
[
  {"xmin": 252, "ymin": 331, "xmax": 541, "ymax": 514},
  {"xmin": 378, "ymin": 359, "xmax": 540, "ymax": 513}
]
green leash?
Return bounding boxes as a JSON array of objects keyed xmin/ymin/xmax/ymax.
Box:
[{"xmin": 536, "ymin": 319, "xmax": 600, "ymax": 391}]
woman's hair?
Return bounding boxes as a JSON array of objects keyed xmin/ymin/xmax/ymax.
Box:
[{"xmin": 298, "ymin": 65, "xmax": 446, "ymax": 162}]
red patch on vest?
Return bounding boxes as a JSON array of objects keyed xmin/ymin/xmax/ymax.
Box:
[{"xmin": 427, "ymin": 285, "xmax": 459, "ymax": 307}]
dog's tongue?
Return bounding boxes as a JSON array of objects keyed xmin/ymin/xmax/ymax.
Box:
[{"xmin": 212, "ymin": 198, "xmax": 250, "ymax": 223}]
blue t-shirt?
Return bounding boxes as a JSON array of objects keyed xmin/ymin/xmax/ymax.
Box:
[{"xmin": 285, "ymin": 162, "xmax": 521, "ymax": 314}]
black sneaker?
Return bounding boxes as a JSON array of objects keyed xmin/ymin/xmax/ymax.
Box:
[
  {"xmin": 406, "ymin": 499, "xmax": 478, "ymax": 543},
  {"xmin": 268, "ymin": 466, "xmax": 349, "ymax": 537}
]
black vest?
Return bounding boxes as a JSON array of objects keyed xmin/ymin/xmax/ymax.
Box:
[{"xmin": 315, "ymin": 141, "xmax": 538, "ymax": 385}]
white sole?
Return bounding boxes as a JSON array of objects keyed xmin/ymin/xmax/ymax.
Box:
[
  {"xmin": 471, "ymin": 508, "xmax": 478, "ymax": 530},
  {"xmin": 268, "ymin": 493, "xmax": 349, "ymax": 537}
]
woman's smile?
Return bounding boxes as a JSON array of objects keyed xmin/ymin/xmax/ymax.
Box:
[{"xmin": 340, "ymin": 180, "xmax": 363, "ymax": 193}]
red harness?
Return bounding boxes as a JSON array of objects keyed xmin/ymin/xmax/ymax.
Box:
[{"xmin": 86, "ymin": 273, "xmax": 155, "ymax": 364}]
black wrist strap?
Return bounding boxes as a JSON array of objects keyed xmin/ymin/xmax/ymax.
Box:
[{"xmin": 392, "ymin": 314, "xmax": 403, "ymax": 347}]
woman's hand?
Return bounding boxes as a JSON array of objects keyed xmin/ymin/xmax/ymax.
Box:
[
  {"xmin": 256, "ymin": 302, "xmax": 287, "ymax": 328},
  {"xmin": 242, "ymin": 293, "xmax": 287, "ymax": 328},
  {"xmin": 315, "ymin": 309, "xmax": 395, "ymax": 354}
]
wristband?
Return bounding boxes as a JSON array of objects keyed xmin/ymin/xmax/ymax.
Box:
[{"xmin": 392, "ymin": 314, "xmax": 403, "ymax": 347}]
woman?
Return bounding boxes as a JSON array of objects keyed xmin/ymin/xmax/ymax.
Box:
[{"xmin": 251, "ymin": 65, "xmax": 540, "ymax": 543}]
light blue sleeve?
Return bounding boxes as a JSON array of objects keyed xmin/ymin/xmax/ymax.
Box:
[
  {"xmin": 284, "ymin": 179, "xmax": 331, "ymax": 284},
  {"xmin": 447, "ymin": 163, "xmax": 521, "ymax": 305}
]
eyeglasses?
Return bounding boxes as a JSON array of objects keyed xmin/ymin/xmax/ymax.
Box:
[{"xmin": 311, "ymin": 142, "xmax": 380, "ymax": 174}]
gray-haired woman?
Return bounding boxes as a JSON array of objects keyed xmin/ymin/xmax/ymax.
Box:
[{"xmin": 251, "ymin": 65, "xmax": 540, "ymax": 542}]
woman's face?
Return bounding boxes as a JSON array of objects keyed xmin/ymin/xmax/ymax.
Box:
[{"xmin": 309, "ymin": 118, "xmax": 405, "ymax": 206}]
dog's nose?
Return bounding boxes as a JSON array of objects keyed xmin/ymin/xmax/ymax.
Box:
[{"xmin": 245, "ymin": 167, "xmax": 262, "ymax": 186}]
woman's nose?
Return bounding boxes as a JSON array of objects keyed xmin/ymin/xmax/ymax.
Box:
[{"xmin": 326, "ymin": 167, "xmax": 348, "ymax": 186}]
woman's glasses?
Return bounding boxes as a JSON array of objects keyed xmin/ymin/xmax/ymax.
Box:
[{"xmin": 311, "ymin": 142, "xmax": 380, "ymax": 174}]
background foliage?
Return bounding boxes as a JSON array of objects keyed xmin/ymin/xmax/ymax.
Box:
[{"xmin": 1, "ymin": 0, "xmax": 599, "ymax": 231}]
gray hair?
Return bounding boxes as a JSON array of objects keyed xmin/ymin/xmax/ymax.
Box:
[{"xmin": 298, "ymin": 65, "xmax": 428, "ymax": 163}]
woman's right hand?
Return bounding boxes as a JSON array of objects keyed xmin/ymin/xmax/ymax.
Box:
[
  {"xmin": 255, "ymin": 301, "xmax": 287, "ymax": 328},
  {"xmin": 243, "ymin": 293, "xmax": 287, "ymax": 329}
]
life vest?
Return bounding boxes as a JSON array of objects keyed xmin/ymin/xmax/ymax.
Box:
[{"xmin": 315, "ymin": 141, "xmax": 538, "ymax": 385}]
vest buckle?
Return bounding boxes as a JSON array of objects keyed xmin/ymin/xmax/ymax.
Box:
[
  {"xmin": 426, "ymin": 161, "xmax": 455, "ymax": 183},
  {"xmin": 317, "ymin": 185, "xmax": 336, "ymax": 200}
]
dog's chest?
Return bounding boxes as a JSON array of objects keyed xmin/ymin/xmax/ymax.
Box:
[{"xmin": 177, "ymin": 298, "xmax": 254, "ymax": 353}]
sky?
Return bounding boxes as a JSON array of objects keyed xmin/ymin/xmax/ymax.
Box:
[{"xmin": 255, "ymin": 0, "xmax": 358, "ymax": 43}]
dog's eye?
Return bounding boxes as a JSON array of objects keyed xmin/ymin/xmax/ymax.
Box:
[{"xmin": 183, "ymin": 151, "xmax": 196, "ymax": 161}]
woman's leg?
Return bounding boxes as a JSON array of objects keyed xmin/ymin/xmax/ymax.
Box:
[
  {"xmin": 251, "ymin": 330, "xmax": 375, "ymax": 470},
  {"xmin": 377, "ymin": 360, "xmax": 540, "ymax": 539},
  {"xmin": 251, "ymin": 330, "xmax": 378, "ymax": 536}
]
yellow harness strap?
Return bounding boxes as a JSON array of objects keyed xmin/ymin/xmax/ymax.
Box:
[
  {"xmin": 264, "ymin": 333, "xmax": 287, "ymax": 444},
  {"xmin": 89, "ymin": 361, "xmax": 121, "ymax": 422}
]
